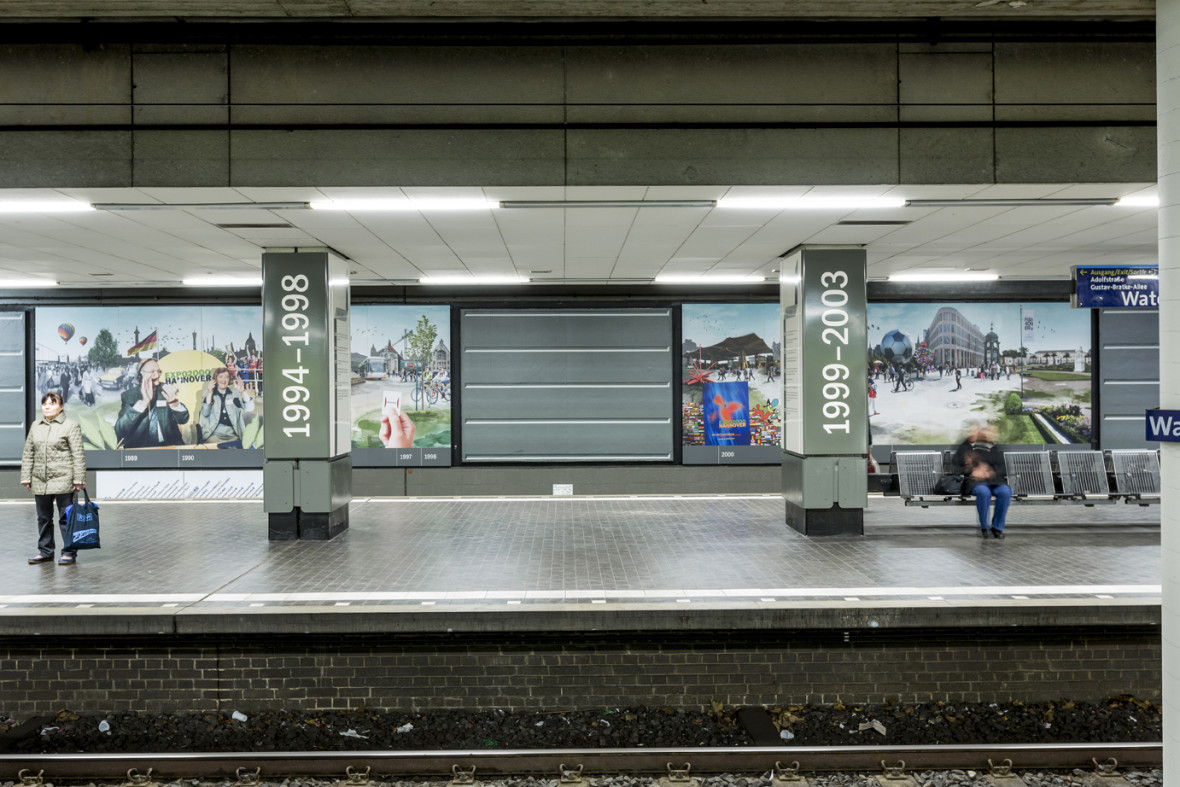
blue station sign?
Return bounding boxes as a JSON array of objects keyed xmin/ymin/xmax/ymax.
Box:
[
  {"xmin": 1073, "ymin": 265, "xmax": 1159, "ymax": 308},
  {"xmin": 1146, "ymin": 409, "xmax": 1180, "ymax": 443}
]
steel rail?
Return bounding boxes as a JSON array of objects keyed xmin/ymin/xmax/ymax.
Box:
[{"xmin": 0, "ymin": 742, "xmax": 1162, "ymax": 781}]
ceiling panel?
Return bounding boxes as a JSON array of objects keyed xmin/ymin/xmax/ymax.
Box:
[{"xmin": 0, "ymin": 184, "xmax": 1158, "ymax": 287}]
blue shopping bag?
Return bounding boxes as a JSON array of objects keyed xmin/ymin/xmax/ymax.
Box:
[{"xmin": 63, "ymin": 488, "xmax": 101, "ymax": 550}]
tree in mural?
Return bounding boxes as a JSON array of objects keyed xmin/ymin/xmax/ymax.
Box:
[
  {"xmin": 87, "ymin": 328, "xmax": 120, "ymax": 370},
  {"xmin": 406, "ymin": 314, "xmax": 439, "ymax": 371}
]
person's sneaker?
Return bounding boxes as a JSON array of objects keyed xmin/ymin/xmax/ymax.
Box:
[
  {"xmin": 58, "ymin": 554, "xmax": 76, "ymax": 565},
  {"xmin": 28, "ymin": 554, "xmax": 52, "ymax": 564},
  {"xmin": 992, "ymin": 530, "xmax": 1005, "ymax": 539},
  {"xmin": 978, "ymin": 528, "xmax": 990, "ymax": 538}
]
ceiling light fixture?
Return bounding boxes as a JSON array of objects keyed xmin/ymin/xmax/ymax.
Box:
[
  {"xmin": 888, "ymin": 272, "xmax": 1000, "ymax": 283},
  {"xmin": 1116, "ymin": 196, "xmax": 1160, "ymax": 207},
  {"xmin": 419, "ymin": 275, "xmax": 529, "ymax": 285},
  {"xmin": 0, "ymin": 278, "xmax": 57, "ymax": 286},
  {"xmin": 311, "ymin": 199, "xmax": 497, "ymax": 211},
  {"xmin": 501, "ymin": 200, "xmax": 716, "ymax": 209},
  {"xmin": 717, "ymin": 196, "xmax": 906, "ymax": 210},
  {"xmin": 905, "ymin": 198, "xmax": 1118, "ymax": 208},
  {"xmin": 96, "ymin": 202, "xmax": 308, "ymax": 211},
  {"xmin": 0, "ymin": 201, "xmax": 94, "ymax": 213},
  {"xmin": 181, "ymin": 277, "xmax": 263, "ymax": 287},
  {"xmin": 654, "ymin": 274, "xmax": 768, "ymax": 284}
]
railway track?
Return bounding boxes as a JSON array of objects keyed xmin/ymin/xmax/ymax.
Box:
[{"xmin": 0, "ymin": 742, "xmax": 1162, "ymax": 782}]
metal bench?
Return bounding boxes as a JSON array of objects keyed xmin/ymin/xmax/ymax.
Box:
[
  {"xmin": 1004, "ymin": 451, "xmax": 1056, "ymax": 501},
  {"xmin": 1054, "ymin": 450, "xmax": 1115, "ymax": 504},
  {"xmin": 892, "ymin": 450, "xmax": 968, "ymax": 507},
  {"xmin": 1106, "ymin": 449, "xmax": 1162, "ymax": 505},
  {"xmin": 891, "ymin": 448, "xmax": 1160, "ymax": 508}
]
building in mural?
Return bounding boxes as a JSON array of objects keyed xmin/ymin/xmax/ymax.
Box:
[{"xmin": 925, "ymin": 306, "xmax": 986, "ymax": 368}]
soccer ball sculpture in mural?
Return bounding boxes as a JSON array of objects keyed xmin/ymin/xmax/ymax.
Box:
[{"xmin": 879, "ymin": 329, "xmax": 913, "ymax": 366}]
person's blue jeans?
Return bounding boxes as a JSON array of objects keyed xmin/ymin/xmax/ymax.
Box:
[{"xmin": 969, "ymin": 482, "xmax": 1012, "ymax": 531}]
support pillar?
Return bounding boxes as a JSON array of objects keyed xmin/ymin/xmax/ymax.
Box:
[
  {"xmin": 261, "ymin": 250, "xmax": 353, "ymax": 540},
  {"xmin": 780, "ymin": 245, "xmax": 869, "ymax": 536},
  {"xmin": 1157, "ymin": 3, "xmax": 1180, "ymax": 780}
]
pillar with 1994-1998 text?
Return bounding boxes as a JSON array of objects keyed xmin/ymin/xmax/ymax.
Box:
[
  {"xmin": 261, "ymin": 250, "xmax": 353, "ymax": 541},
  {"xmin": 780, "ymin": 245, "xmax": 869, "ymax": 537}
]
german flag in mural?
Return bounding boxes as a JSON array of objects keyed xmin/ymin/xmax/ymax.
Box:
[{"xmin": 127, "ymin": 330, "xmax": 157, "ymax": 355}]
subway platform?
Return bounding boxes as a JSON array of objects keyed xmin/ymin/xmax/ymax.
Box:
[{"xmin": 0, "ymin": 494, "xmax": 1160, "ymax": 637}]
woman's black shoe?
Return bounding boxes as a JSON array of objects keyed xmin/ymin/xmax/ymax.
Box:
[
  {"xmin": 979, "ymin": 528, "xmax": 990, "ymax": 538},
  {"xmin": 992, "ymin": 530, "xmax": 1005, "ymax": 539}
]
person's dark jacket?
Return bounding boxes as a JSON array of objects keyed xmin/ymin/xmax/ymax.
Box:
[
  {"xmin": 115, "ymin": 386, "xmax": 189, "ymax": 448},
  {"xmin": 953, "ymin": 439, "xmax": 1008, "ymax": 485}
]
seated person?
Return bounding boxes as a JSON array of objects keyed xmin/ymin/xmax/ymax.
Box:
[{"xmin": 953, "ymin": 425, "xmax": 1012, "ymax": 539}]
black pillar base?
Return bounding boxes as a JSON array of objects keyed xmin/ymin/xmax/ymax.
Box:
[
  {"xmin": 268, "ymin": 505, "xmax": 350, "ymax": 541},
  {"xmin": 300, "ymin": 504, "xmax": 350, "ymax": 540},
  {"xmin": 785, "ymin": 499, "xmax": 864, "ymax": 537},
  {"xmin": 268, "ymin": 511, "xmax": 299, "ymax": 541}
]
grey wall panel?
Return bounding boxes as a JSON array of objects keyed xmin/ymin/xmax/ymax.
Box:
[
  {"xmin": 1098, "ymin": 308, "xmax": 1159, "ymax": 449},
  {"xmin": 463, "ymin": 423, "xmax": 672, "ymax": 462},
  {"xmin": 460, "ymin": 308, "xmax": 673, "ymax": 463},
  {"xmin": 1100, "ymin": 382, "xmax": 1160, "ymax": 411},
  {"xmin": 0, "ymin": 425, "xmax": 24, "ymax": 465},
  {"xmin": 0, "ymin": 311, "xmax": 24, "ymax": 465},
  {"xmin": 463, "ymin": 385, "xmax": 672, "ymax": 420},
  {"xmin": 463, "ymin": 311, "xmax": 670, "ymax": 349},
  {"xmin": 0, "ymin": 314, "xmax": 22, "ymax": 352},
  {"xmin": 463, "ymin": 350, "xmax": 669, "ymax": 384},
  {"xmin": 0, "ymin": 356, "xmax": 23, "ymax": 390},
  {"xmin": 1101, "ymin": 346, "xmax": 1161, "ymax": 379},
  {"xmin": 1101, "ymin": 310, "xmax": 1160, "ymax": 344},
  {"xmin": 1101, "ymin": 417, "xmax": 1156, "ymax": 451}
]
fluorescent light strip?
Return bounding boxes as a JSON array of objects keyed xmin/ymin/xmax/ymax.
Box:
[
  {"xmin": 0, "ymin": 201, "xmax": 94, "ymax": 213},
  {"xmin": 181, "ymin": 277, "xmax": 263, "ymax": 287},
  {"xmin": 95, "ymin": 202, "xmax": 308, "ymax": 211},
  {"xmin": 888, "ymin": 272, "xmax": 999, "ymax": 283},
  {"xmin": 0, "ymin": 278, "xmax": 57, "ymax": 287},
  {"xmin": 501, "ymin": 200, "xmax": 715, "ymax": 209},
  {"xmin": 906, "ymin": 198, "xmax": 1117, "ymax": 208},
  {"xmin": 1116, "ymin": 196, "xmax": 1159, "ymax": 207},
  {"xmin": 419, "ymin": 275, "xmax": 528, "ymax": 285},
  {"xmin": 311, "ymin": 199, "xmax": 497, "ymax": 211},
  {"xmin": 718, "ymin": 197, "xmax": 906, "ymax": 210},
  {"xmin": 655, "ymin": 274, "xmax": 767, "ymax": 284}
]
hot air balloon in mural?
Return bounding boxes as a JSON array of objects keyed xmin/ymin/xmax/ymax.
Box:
[
  {"xmin": 78, "ymin": 337, "xmax": 88, "ymax": 346},
  {"xmin": 57, "ymin": 323, "xmax": 75, "ymax": 343}
]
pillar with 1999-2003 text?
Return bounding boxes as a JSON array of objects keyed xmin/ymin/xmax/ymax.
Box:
[{"xmin": 780, "ymin": 245, "xmax": 868, "ymax": 536}]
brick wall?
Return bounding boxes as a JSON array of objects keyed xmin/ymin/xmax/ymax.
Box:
[{"xmin": 0, "ymin": 628, "xmax": 1160, "ymax": 716}]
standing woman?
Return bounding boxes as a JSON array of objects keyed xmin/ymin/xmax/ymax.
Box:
[{"xmin": 20, "ymin": 392, "xmax": 87, "ymax": 565}]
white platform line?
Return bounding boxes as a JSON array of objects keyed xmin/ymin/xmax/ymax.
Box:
[{"xmin": 0, "ymin": 585, "xmax": 1160, "ymax": 608}]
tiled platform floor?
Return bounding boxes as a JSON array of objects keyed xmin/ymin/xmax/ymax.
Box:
[{"xmin": 0, "ymin": 494, "xmax": 1160, "ymax": 633}]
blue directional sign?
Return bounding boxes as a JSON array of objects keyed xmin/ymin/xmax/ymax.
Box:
[
  {"xmin": 1073, "ymin": 265, "xmax": 1159, "ymax": 308},
  {"xmin": 1146, "ymin": 409, "xmax": 1180, "ymax": 442}
]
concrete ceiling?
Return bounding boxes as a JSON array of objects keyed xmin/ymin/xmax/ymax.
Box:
[
  {"xmin": 0, "ymin": 0, "xmax": 1155, "ymax": 19},
  {"xmin": 0, "ymin": 183, "xmax": 1157, "ymax": 288}
]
